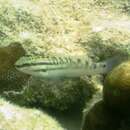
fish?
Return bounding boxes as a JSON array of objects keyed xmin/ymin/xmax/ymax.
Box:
[{"xmin": 15, "ymin": 55, "xmax": 127, "ymax": 79}]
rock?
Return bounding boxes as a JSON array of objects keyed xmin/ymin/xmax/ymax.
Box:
[
  {"xmin": 119, "ymin": 118, "xmax": 130, "ymax": 130},
  {"xmin": 82, "ymin": 61, "xmax": 130, "ymax": 130},
  {"xmin": 15, "ymin": 78, "xmax": 93, "ymax": 111},
  {"xmin": 82, "ymin": 101, "xmax": 121, "ymax": 130},
  {"xmin": 0, "ymin": 43, "xmax": 29, "ymax": 101},
  {"xmin": 0, "ymin": 97, "xmax": 65, "ymax": 130},
  {"xmin": 103, "ymin": 61, "xmax": 130, "ymax": 114},
  {"xmin": 0, "ymin": 42, "xmax": 25, "ymax": 73},
  {"xmin": 1, "ymin": 0, "xmax": 130, "ymax": 129},
  {"xmin": 1, "ymin": 0, "xmax": 130, "ymax": 111},
  {"xmin": 1, "ymin": 0, "xmax": 130, "ymax": 58},
  {"xmin": 82, "ymin": 100, "xmax": 130, "ymax": 130}
]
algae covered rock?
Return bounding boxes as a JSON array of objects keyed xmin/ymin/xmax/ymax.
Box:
[
  {"xmin": 9, "ymin": 78, "xmax": 92, "ymax": 111},
  {"xmin": 103, "ymin": 61, "xmax": 130, "ymax": 114},
  {"xmin": 0, "ymin": 97, "xmax": 65, "ymax": 130}
]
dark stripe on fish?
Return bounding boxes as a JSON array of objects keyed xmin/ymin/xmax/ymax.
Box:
[
  {"xmin": 34, "ymin": 66, "xmax": 80, "ymax": 72},
  {"xmin": 16, "ymin": 57, "xmax": 75, "ymax": 68},
  {"xmin": 15, "ymin": 62, "xmax": 54, "ymax": 68}
]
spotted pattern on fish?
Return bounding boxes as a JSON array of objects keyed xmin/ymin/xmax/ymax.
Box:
[{"xmin": 15, "ymin": 56, "xmax": 86, "ymax": 68}]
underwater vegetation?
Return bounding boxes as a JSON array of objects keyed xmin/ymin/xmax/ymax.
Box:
[{"xmin": 0, "ymin": 0, "xmax": 130, "ymax": 130}]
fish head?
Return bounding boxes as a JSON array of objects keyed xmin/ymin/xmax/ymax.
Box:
[{"xmin": 15, "ymin": 56, "xmax": 50, "ymax": 77}]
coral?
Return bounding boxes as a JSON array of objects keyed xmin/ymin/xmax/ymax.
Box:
[{"xmin": 104, "ymin": 61, "xmax": 130, "ymax": 115}]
